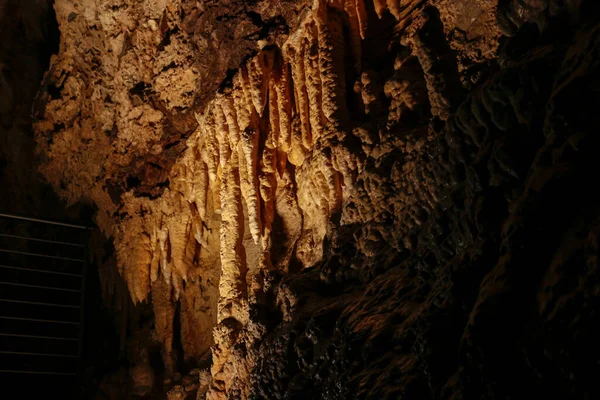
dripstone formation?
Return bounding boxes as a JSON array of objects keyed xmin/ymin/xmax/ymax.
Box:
[{"xmin": 29, "ymin": 0, "xmax": 600, "ymax": 398}]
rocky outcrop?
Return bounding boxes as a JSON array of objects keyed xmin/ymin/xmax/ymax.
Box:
[
  {"xmin": 32, "ymin": 0, "xmax": 600, "ymax": 398},
  {"xmin": 250, "ymin": 5, "xmax": 600, "ymax": 398}
]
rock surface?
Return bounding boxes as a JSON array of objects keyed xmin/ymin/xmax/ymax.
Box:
[{"xmin": 30, "ymin": 0, "xmax": 600, "ymax": 398}]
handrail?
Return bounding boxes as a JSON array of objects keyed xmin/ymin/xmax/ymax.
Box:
[
  {"xmin": 0, "ymin": 249, "xmax": 84, "ymax": 262},
  {"xmin": 0, "ymin": 333, "xmax": 77, "ymax": 341},
  {"xmin": 0, "ymin": 351, "xmax": 78, "ymax": 358},
  {"xmin": 0, "ymin": 298, "xmax": 80, "ymax": 309},
  {"xmin": 0, "ymin": 212, "xmax": 87, "ymax": 380},
  {"xmin": 0, "ymin": 316, "xmax": 79, "ymax": 325},
  {"xmin": 0, "ymin": 265, "xmax": 82, "ymax": 278},
  {"xmin": 0, "ymin": 233, "xmax": 86, "ymax": 247},
  {"xmin": 0, "ymin": 281, "xmax": 80, "ymax": 293},
  {"xmin": 0, "ymin": 370, "xmax": 77, "ymax": 376},
  {"xmin": 0, "ymin": 213, "xmax": 92, "ymax": 230}
]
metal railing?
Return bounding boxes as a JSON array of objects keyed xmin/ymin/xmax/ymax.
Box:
[{"xmin": 0, "ymin": 213, "xmax": 90, "ymax": 380}]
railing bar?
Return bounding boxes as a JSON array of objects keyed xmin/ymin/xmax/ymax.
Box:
[
  {"xmin": 0, "ymin": 233, "xmax": 85, "ymax": 248},
  {"xmin": 0, "ymin": 249, "xmax": 84, "ymax": 262},
  {"xmin": 0, "ymin": 316, "xmax": 79, "ymax": 325},
  {"xmin": 0, "ymin": 281, "xmax": 80, "ymax": 293},
  {"xmin": 0, "ymin": 264, "xmax": 82, "ymax": 277},
  {"xmin": 0, "ymin": 370, "xmax": 77, "ymax": 376},
  {"xmin": 0, "ymin": 351, "xmax": 77, "ymax": 358},
  {"xmin": 0, "ymin": 213, "xmax": 91, "ymax": 230},
  {"xmin": 0, "ymin": 333, "xmax": 77, "ymax": 341},
  {"xmin": 0, "ymin": 298, "xmax": 80, "ymax": 309}
]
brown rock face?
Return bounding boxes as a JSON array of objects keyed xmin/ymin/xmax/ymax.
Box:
[{"xmin": 32, "ymin": 0, "xmax": 600, "ymax": 399}]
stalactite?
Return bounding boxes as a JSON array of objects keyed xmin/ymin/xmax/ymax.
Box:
[
  {"xmin": 158, "ymin": 223, "xmax": 172, "ymax": 285},
  {"xmin": 209, "ymin": 140, "xmax": 249, "ymax": 399},
  {"xmin": 316, "ymin": 7, "xmax": 349, "ymax": 125},
  {"xmin": 152, "ymin": 275, "xmax": 176, "ymax": 378},
  {"xmin": 200, "ymin": 108, "xmax": 220, "ymax": 183},
  {"xmin": 216, "ymin": 146, "xmax": 247, "ymax": 324},
  {"xmin": 168, "ymin": 212, "xmax": 195, "ymax": 287},
  {"xmin": 150, "ymin": 3, "xmax": 367, "ymax": 388},
  {"xmin": 304, "ymin": 21, "xmax": 326, "ymax": 142},
  {"xmin": 34, "ymin": 0, "xmax": 599, "ymax": 399},
  {"xmin": 233, "ymin": 73, "xmax": 253, "ymax": 133},
  {"xmin": 218, "ymin": 96, "xmax": 241, "ymax": 149},
  {"xmin": 343, "ymin": 0, "xmax": 364, "ymax": 71},
  {"xmin": 116, "ymin": 223, "xmax": 152, "ymax": 304},
  {"xmin": 191, "ymin": 158, "xmax": 209, "ymax": 246},
  {"xmin": 373, "ymin": 0, "xmax": 388, "ymax": 18},
  {"xmin": 259, "ymin": 116, "xmax": 278, "ymax": 256},
  {"xmin": 268, "ymin": 76, "xmax": 282, "ymax": 152},
  {"xmin": 386, "ymin": 0, "xmax": 402, "ymax": 19},
  {"xmin": 272, "ymin": 168, "xmax": 303, "ymax": 270},
  {"xmin": 248, "ymin": 51, "xmax": 274, "ymax": 117},
  {"xmin": 354, "ymin": 0, "xmax": 368, "ymax": 39},
  {"xmin": 214, "ymin": 103, "xmax": 231, "ymax": 169},
  {"xmin": 286, "ymin": 37, "xmax": 312, "ymax": 154},
  {"xmin": 172, "ymin": 272, "xmax": 184, "ymax": 304},
  {"xmin": 239, "ymin": 64, "xmax": 259, "ymax": 127},
  {"xmin": 275, "ymin": 61, "xmax": 293, "ymax": 157},
  {"xmin": 150, "ymin": 224, "xmax": 161, "ymax": 284},
  {"xmin": 239, "ymin": 127, "xmax": 262, "ymax": 244}
]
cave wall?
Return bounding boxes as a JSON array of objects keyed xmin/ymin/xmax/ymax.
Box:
[
  {"xmin": 0, "ymin": 0, "xmax": 61, "ymax": 215},
  {"xmin": 32, "ymin": 0, "xmax": 600, "ymax": 399}
]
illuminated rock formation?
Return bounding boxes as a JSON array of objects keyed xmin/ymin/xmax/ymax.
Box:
[{"xmin": 30, "ymin": 0, "xmax": 600, "ymax": 398}]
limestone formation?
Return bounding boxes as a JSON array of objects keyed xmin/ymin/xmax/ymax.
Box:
[{"xmin": 24, "ymin": 0, "xmax": 600, "ymax": 398}]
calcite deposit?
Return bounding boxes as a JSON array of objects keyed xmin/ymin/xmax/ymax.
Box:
[{"xmin": 28, "ymin": 0, "xmax": 600, "ymax": 398}]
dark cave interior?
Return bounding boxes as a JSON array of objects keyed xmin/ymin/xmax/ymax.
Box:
[{"xmin": 1, "ymin": 0, "xmax": 600, "ymax": 399}]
